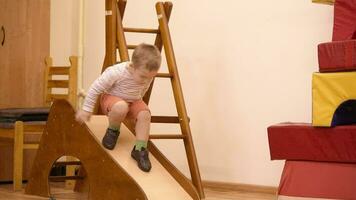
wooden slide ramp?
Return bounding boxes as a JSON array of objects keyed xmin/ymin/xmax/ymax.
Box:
[
  {"xmin": 87, "ymin": 116, "xmax": 192, "ymax": 200},
  {"xmin": 25, "ymin": 100, "xmax": 194, "ymax": 200}
]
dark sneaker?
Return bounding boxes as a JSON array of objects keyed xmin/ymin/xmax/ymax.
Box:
[
  {"xmin": 102, "ymin": 128, "xmax": 120, "ymax": 150},
  {"xmin": 131, "ymin": 147, "xmax": 152, "ymax": 172}
]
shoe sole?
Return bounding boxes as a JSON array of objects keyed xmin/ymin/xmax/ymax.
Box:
[
  {"xmin": 102, "ymin": 141, "xmax": 115, "ymax": 150},
  {"xmin": 131, "ymin": 152, "xmax": 151, "ymax": 172}
]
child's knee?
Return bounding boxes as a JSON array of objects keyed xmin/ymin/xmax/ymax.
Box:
[
  {"xmin": 110, "ymin": 101, "xmax": 129, "ymax": 115},
  {"xmin": 136, "ymin": 110, "xmax": 151, "ymax": 122}
]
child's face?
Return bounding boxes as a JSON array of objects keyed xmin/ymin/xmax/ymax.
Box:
[{"xmin": 131, "ymin": 66, "xmax": 158, "ymax": 84}]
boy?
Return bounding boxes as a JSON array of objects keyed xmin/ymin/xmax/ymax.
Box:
[{"xmin": 76, "ymin": 43, "xmax": 161, "ymax": 172}]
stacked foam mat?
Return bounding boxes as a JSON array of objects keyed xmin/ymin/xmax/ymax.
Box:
[{"xmin": 268, "ymin": 0, "xmax": 356, "ymax": 199}]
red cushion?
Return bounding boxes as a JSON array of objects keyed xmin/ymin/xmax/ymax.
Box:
[
  {"xmin": 332, "ymin": 0, "xmax": 356, "ymax": 41},
  {"xmin": 268, "ymin": 123, "xmax": 356, "ymax": 162},
  {"xmin": 318, "ymin": 40, "xmax": 356, "ymax": 72},
  {"xmin": 279, "ymin": 161, "xmax": 356, "ymax": 199}
]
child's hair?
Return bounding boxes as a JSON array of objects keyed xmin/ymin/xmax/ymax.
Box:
[{"xmin": 131, "ymin": 43, "xmax": 161, "ymax": 71}]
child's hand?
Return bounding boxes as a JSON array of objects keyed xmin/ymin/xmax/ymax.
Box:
[{"xmin": 75, "ymin": 110, "xmax": 92, "ymax": 123}]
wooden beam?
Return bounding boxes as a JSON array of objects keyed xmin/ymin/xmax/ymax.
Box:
[
  {"xmin": 116, "ymin": 0, "xmax": 129, "ymax": 61},
  {"xmin": 49, "ymin": 176, "xmax": 84, "ymax": 181},
  {"xmin": 53, "ymin": 161, "xmax": 82, "ymax": 166},
  {"xmin": 143, "ymin": 1, "xmax": 173, "ymax": 104},
  {"xmin": 151, "ymin": 116, "xmax": 181, "ymax": 123},
  {"xmin": 47, "ymin": 80, "xmax": 69, "ymax": 88},
  {"xmin": 49, "ymin": 67, "xmax": 70, "ymax": 75},
  {"xmin": 156, "ymin": 2, "xmax": 204, "ymax": 198},
  {"xmin": 127, "ymin": 45, "xmax": 138, "ymax": 50},
  {"xmin": 23, "ymin": 144, "xmax": 39, "ymax": 149},
  {"xmin": 123, "ymin": 27, "xmax": 159, "ymax": 34},
  {"xmin": 149, "ymin": 134, "xmax": 185, "ymax": 139},
  {"xmin": 156, "ymin": 73, "xmax": 172, "ymax": 78},
  {"xmin": 102, "ymin": 0, "xmax": 118, "ymax": 70},
  {"xmin": 13, "ymin": 121, "xmax": 24, "ymax": 191}
]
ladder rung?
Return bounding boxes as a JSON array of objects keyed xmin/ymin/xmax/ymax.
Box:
[
  {"xmin": 23, "ymin": 143, "xmax": 39, "ymax": 149},
  {"xmin": 151, "ymin": 116, "xmax": 181, "ymax": 123},
  {"xmin": 123, "ymin": 27, "xmax": 159, "ymax": 34},
  {"xmin": 156, "ymin": 73, "xmax": 172, "ymax": 78},
  {"xmin": 149, "ymin": 134, "xmax": 185, "ymax": 139},
  {"xmin": 47, "ymin": 80, "xmax": 69, "ymax": 88},
  {"xmin": 151, "ymin": 116, "xmax": 190, "ymax": 123},
  {"xmin": 47, "ymin": 94, "xmax": 69, "ymax": 101},
  {"xmin": 53, "ymin": 161, "xmax": 82, "ymax": 166},
  {"xmin": 49, "ymin": 67, "xmax": 70, "ymax": 75},
  {"xmin": 24, "ymin": 124, "xmax": 46, "ymax": 132},
  {"xmin": 49, "ymin": 176, "xmax": 84, "ymax": 181},
  {"xmin": 127, "ymin": 45, "xmax": 138, "ymax": 49}
]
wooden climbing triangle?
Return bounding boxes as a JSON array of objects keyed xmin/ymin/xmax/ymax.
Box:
[{"xmin": 25, "ymin": 1, "xmax": 204, "ymax": 199}]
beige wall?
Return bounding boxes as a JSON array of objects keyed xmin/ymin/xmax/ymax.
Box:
[
  {"xmin": 51, "ymin": 0, "xmax": 333, "ymax": 186},
  {"xmin": 50, "ymin": 0, "xmax": 79, "ymax": 65}
]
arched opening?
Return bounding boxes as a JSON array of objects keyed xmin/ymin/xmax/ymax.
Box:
[
  {"xmin": 48, "ymin": 155, "xmax": 89, "ymax": 199},
  {"xmin": 331, "ymin": 99, "xmax": 356, "ymax": 126}
]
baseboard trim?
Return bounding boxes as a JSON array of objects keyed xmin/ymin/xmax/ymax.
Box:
[{"xmin": 202, "ymin": 180, "xmax": 278, "ymax": 195}]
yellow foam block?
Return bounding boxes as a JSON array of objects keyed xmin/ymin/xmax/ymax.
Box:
[
  {"xmin": 312, "ymin": 0, "xmax": 334, "ymax": 5},
  {"xmin": 312, "ymin": 71, "xmax": 356, "ymax": 127}
]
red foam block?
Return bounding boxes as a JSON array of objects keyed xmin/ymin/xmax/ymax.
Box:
[
  {"xmin": 332, "ymin": 0, "xmax": 356, "ymax": 41},
  {"xmin": 268, "ymin": 123, "xmax": 356, "ymax": 163},
  {"xmin": 318, "ymin": 40, "xmax": 356, "ymax": 72},
  {"xmin": 279, "ymin": 161, "xmax": 356, "ymax": 199}
]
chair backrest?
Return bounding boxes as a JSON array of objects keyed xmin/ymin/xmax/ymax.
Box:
[{"xmin": 43, "ymin": 56, "xmax": 78, "ymax": 108}]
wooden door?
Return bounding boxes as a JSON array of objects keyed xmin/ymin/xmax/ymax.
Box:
[
  {"xmin": 0, "ymin": 0, "xmax": 50, "ymax": 109},
  {"xmin": 0, "ymin": 0, "xmax": 49, "ymax": 182},
  {"xmin": 0, "ymin": 0, "xmax": 7, "ymax": 103}
]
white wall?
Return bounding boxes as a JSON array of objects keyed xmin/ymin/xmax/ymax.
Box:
[{"xmin": 51, "ymin": 0, "xmax": 333, "ymax": 186}]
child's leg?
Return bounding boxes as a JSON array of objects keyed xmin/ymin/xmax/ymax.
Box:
[
  {"xmin": 101, "ymin": 94, "xmax": 129, "ymax": 129},
  {"xmin": 129, "ymin": 100, "xmax": 152, "ymax": 172},
  {"xmin": 128, "ymin": 100, "xmax": 151, "ymax": 150},
  {"xmin": 108, "ymin": 101, "xmax": 129, "ymax": 129},
  {"xmin": 100, "ymin": 94, "xmax": 129, "ymax": 150},
  {"xmin": 134, "ymin": 110, "xmax": 151, "ymax": 148}
]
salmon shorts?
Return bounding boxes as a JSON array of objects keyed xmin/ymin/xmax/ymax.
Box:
[{"xmin": 100, "ymin": 93, "xmax": 150, "ymax": 120}]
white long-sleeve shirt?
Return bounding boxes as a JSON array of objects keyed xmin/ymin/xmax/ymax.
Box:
[{"xmin": 82, "ymin": 62, "xmax": 152, "ymax": 112}]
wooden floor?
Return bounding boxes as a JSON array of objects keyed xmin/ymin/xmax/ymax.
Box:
[{"xmin": 0, "ymin": 182, "xmax": 277, "ymax": 200}]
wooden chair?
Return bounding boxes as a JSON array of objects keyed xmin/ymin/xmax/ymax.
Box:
[{"xmin": 0, "ymin": 56, "xmax": 78, "ymax": 191}]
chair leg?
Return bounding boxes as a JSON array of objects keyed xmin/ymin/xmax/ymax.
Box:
[
  {"xmin": 13, "ymin": 121, "xmax": 24, "ymax": 191},
  {"xmin": 65, "ymin": 156, "xmax": 77, "ymax": 189}
]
